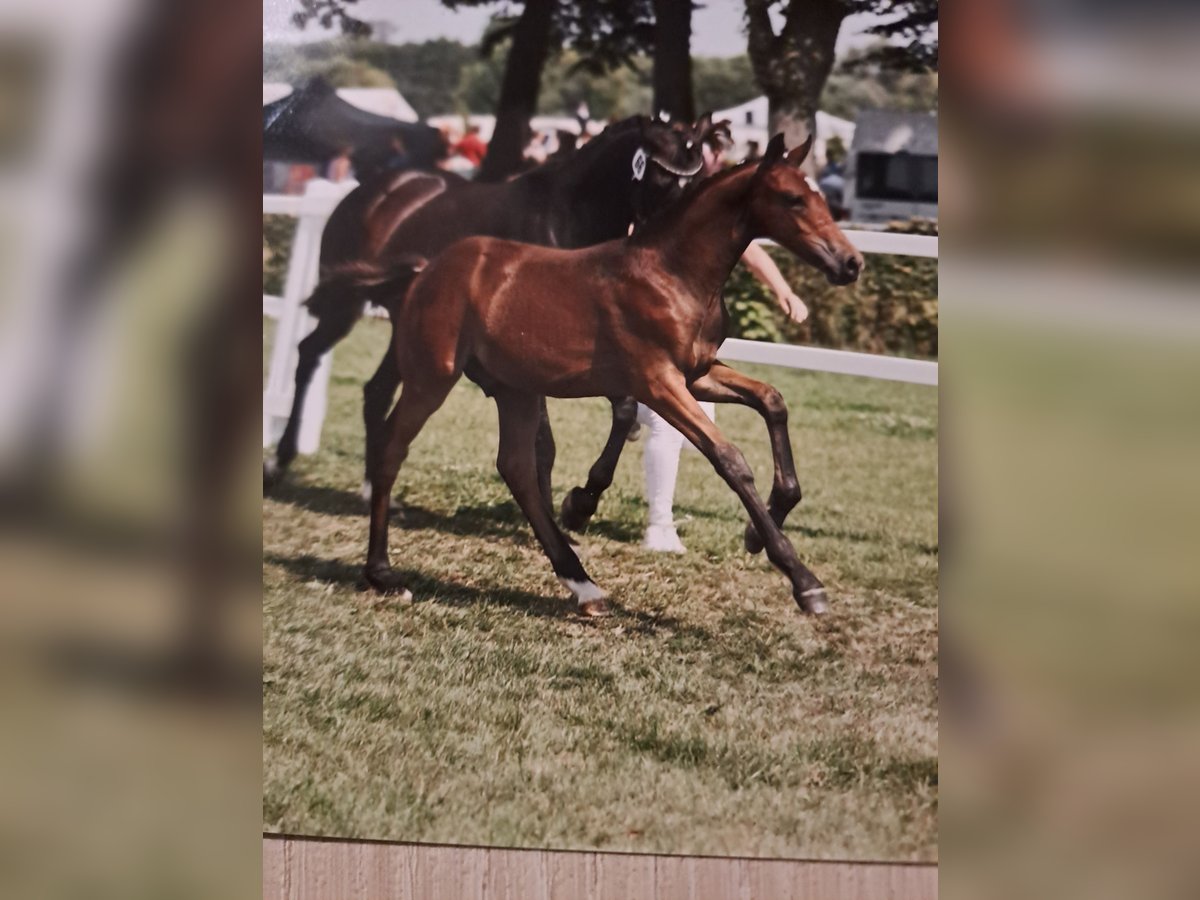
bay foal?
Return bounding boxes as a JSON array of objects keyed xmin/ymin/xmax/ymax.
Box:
[{"xmin": 366, "ymin": 135, "xmax": 863, "ymax": 616}]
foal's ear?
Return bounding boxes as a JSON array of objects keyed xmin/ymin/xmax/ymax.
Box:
[
  {"xmin": 785, "ymin": 134, "xmax": 815, "ymax": 168},
  {"xmin": 761, "ymin": 133, "xmax": 788, "ymax": 167}
]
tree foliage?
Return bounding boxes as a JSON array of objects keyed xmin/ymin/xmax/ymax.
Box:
[
  {"xmin": 820, "ymin": 45, "xmax": 937, "ymax": 120},
  {"xmin": 692, "ymin": 56, "xmax": 758, "ymax": 116},
  {"xmin": 265, "ymin": 39, "xmax": 477, "ymax": 118},
  {"xmin": 724, "ymin": 221, "xmax": 938, "ymax": 356},
  {"xmin": 857, "ymin": 0, "xmax": 938, "ymax": 73},
  {"xmin": 290, "ymin": 0, "xmax": 371, "ymax": 37}
]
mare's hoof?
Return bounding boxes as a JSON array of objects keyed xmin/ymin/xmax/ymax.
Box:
[
  {"xmin": 796, "ymin": 586, "xmax": 828, "ymax": 616},
  {"xmin": 560, "ymin": 487, "xmax": 598, "ymax": 532},
  {"xmin": 743, "ymin": 522, "xmax": 765, "ymax": 555},
  {"xmin": 577, "ymin": 597, "xmax": 612, "ymax": 618},
  {"xmin": 365, "ymin": 564, "xmax": 413, "ymax": 601}
]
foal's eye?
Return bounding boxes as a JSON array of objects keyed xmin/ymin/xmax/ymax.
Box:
[{"xmin": 782, "ymin": 193, "xmax": 805, "ymax": 207}]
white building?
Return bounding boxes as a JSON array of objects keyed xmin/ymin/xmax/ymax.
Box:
[
  {"xmin": 711, "ymin": 96, "xmax": 855, "ymax": 168},
  {"xmin": 844, "ymin": 109, "xmax": 938, "ymax": 224}
]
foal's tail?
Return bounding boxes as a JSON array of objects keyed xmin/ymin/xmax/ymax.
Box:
[{"xmin": 305, "ymin": 257, "xmax": 428, "ymax": 319}]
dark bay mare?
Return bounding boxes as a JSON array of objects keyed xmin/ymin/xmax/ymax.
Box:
[
  {"xmin": 361, "ymin": 135, "xmax": 864, "ymax": 616},
  {"xmin": 264, "ymin": 115, "xmax": 714, "ymax": 519}
]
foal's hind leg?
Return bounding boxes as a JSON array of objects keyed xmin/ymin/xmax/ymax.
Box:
[
  {"xmin": 365, "ymin": 374, "xmax": 459, "ymax": 596},
  {"xmin": 690, "ymin": 364, "xmax": 803, "ymax": 555},
  {"xmin": 496, "ymin": 389, "xmax": 610, "ymax": 617},
  {"xmin": 560, "ymin": 396, "xmax": 638, "ymax": 531},
  {"xmin": 265, "ymin": 293, "xmax": 363, "ymax": 488}
]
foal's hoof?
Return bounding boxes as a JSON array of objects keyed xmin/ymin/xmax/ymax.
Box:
[
  {"xmin": 577, "ymin": 597, "xmax": 612, "ymax": 619},
  {"xmin": 560, "ymin": 487, "xmax": 598, "ymax": 532},
  {"xmin": 626, "ymin": 422, "xmax": 643, "ymax": 443},
  {"xmin": 560, "ymin": 578, "xmax": 611, "ymax": 618},
  {"xmin": 796, "ymin": 586, "xmax": 829, "ymax": 616},
  {"xmin": 263, "ymin": 459, "xmax": 282, "ymax": 491},
  {"xmin": 365, "ymin": 564, "xmax": 413, "ymax": 601},
  {"xmin": 744, "ymin": 522, "xmax": 765, "ymax": 555}
]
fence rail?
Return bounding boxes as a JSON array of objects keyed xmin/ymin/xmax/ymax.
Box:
[{"xmin": 263, "ymin": 184, "xmax": 937, "ymax": 452}]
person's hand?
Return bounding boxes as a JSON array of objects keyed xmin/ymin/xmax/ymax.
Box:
[{"xmin": 777, "ymin": 290, "xmax": 809, "ymax": 324}]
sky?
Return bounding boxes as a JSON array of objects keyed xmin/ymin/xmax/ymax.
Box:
[{"xmin": 262, "ymin": 0, "xmax": 886, "ymax": 58}]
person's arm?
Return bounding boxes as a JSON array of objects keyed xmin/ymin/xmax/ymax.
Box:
[{"xmin": 740, "ymin": 242, "xmax": 808, "ymax": 324}]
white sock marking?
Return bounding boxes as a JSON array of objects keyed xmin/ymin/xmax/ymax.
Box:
[{"xmin": 559, "ymin": 578, "xmax": 606, "ymax": 603}]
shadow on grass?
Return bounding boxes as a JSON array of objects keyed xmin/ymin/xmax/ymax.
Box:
[
  {"xmin": 789, "ymin": 522, "xmax": 939, "ymax": 557},
  {"xmin": 270, "ymin": 481, "xmax": 527, "ymax": 537},
  {"xmin": 267, "ymin": 481, "xmax": 365, "ymax": 517},
  {"xmin": 270, "ymin": 481, "xmax": 653, "ymax": 547},
  {"xmin": 265, "ymin": 551, "xmax": 714, "ymax": 640}
]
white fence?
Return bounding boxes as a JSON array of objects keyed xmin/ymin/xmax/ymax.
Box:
[
  {"xmin": 263, "ymin": 181, "xmax": 937, "ymax": 454},
  {"xmin": 263, "ymin": 179, "xmax": 357, "ymax": 452}
]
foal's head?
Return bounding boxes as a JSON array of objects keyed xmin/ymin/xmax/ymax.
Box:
[{"xmin": 747, "ymin": 135, "xmax": 864, "ymax": 285}]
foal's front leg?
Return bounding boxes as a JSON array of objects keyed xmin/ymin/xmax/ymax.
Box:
[
  {"xmin": 689, "ymin": 363, "xmax": 803, "ymax": 555},
  {"xmin": 642, "ymin": 374, "xmax": 827, "ymax": 615}
]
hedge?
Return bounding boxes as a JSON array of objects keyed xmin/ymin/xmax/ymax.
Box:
[{"xmin": 724, "ymin": 220, "xmax": 938, "ymax": 358}]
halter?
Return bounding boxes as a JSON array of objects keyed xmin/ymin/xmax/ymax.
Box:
[{"xmin": 631, "ymin": 147, "xmax": 704, "ymax": 181}]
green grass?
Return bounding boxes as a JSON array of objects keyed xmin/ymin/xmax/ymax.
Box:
[{"xmin": 263, "ymin": 316, "xmax": 938, "ymax": 861}]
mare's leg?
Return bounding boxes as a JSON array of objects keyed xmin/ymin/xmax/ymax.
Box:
[
  {"xmin": 361, "ymin": 341, "xmax": 402, "ymax": 505},
  {"xmin": 495, "ymin": 389, "xmax": 610, "ymax": 617},
  {"xmin": 560, "ymin": 396, "xmax": 638, "ymax": 531},
  {"xmin": 265, "ymin": 291, "xmax": 362, "ymax": 487},
  {"xmin": 689, "ymin": 363, "xmax": 803, "ymax": 555},
  {"xmin": 642, "ymin": 374, "xmax": 827, "ymax": 614},
  {"xmin": 364, "ymin": 373, "xmax": 459, "ymax": 596}
]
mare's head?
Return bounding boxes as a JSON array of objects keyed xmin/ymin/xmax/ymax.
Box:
[
  {"xmin": 746, "ymin": 134, "xmax": 864, "ymax": 285},
  {"xmin": 627, "ymin": 114, "xmax": 706, "ymax": 226},
  {"xmin": 550, "ymin": 115, "xmax": 704, "ymax": 241}
]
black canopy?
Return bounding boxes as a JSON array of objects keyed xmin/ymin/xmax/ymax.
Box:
[{"xmin": 263, "ymin": 77, "xmax": 444, "ymax": 177}]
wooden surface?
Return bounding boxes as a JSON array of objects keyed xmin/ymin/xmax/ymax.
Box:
[{"xmin": 263, "ymin": 834, "xmax": 937, "ymax": 899}]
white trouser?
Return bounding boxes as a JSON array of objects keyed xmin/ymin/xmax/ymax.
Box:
[{"xmin": 637, "ymin": 402, "xmax": 716, "ymax": 528}]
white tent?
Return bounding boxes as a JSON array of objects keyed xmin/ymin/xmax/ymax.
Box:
[
  {"xmin": 711, "ymin": 96, "xmax": 855, "ymax": 167},
  {"xmin": 336, "ymin": 87, "xmax": 419, "ymax": 123}
]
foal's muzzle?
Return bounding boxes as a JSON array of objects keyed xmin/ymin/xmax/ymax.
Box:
[{"xmin": 830, "ymin": 250, "xmax": 864, "ymax": 286}]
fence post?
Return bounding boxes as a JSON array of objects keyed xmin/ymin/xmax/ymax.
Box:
[{"xmin": 262, "ymin": 178, "xmax": 356, "ymax": 453}]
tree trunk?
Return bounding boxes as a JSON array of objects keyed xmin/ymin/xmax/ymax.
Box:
[
  {"xmin": 478, "ymin": 0, "xmax": 555, "ymax": 182},
  {"xmin": 746, "ymin": 0, "xmax": 844, "ymax": 167},
  {"xmin": 652, "ymin": 0, "xmax": 694, "ymax": 121}
]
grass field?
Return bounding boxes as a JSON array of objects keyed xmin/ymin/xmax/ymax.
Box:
[{"xmin": 263, "ymin": 316, "xmax": 938, "ymax": 861}]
